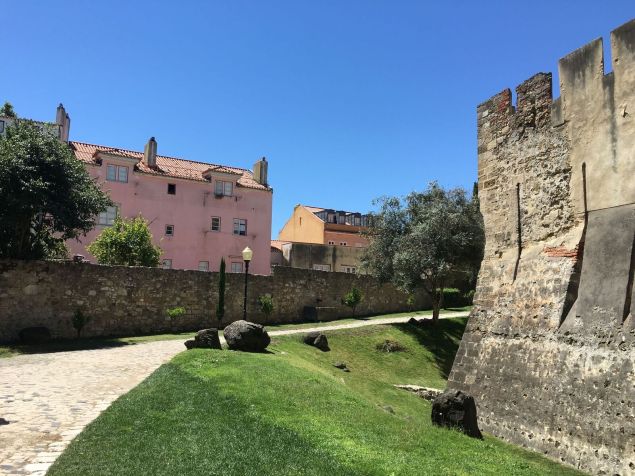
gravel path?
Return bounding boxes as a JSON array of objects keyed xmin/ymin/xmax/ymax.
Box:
[{"xmin": 0, "ymin": 311, "xmax": 468, "ymax": 475}]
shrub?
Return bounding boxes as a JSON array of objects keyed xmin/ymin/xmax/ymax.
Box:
[
  {"xmin": 166, "ymin": 307, "xmax": 186, "ymax": 319},
  {"xmin": 442, "ymin": 288, "xmax": 462, "ymax": 308},
  {"xmin": 465, "ymin": 289, "xmax": 475, "ymax": 305},
  {"xmin": 406, "ymin": 294, "xmax": 416, "ymax": 310},
  {"xmin": 442, "ymin": 288, "xmax": 474, "ymax": 309},
  {"xmin": 258, "ymin": 295, "xmax": 274, "ymax": 318},
  {"xmin": 71, "ymin": 309, "xmax": 90, "ymax": 338},
  {"xmin": 342, "ymin": 287, "xmax": 363, "ymax": 316}
]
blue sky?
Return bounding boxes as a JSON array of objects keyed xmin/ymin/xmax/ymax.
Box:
[{"xmin": 2, "ymin": 1, "xmax": 633, "ymax": 237}]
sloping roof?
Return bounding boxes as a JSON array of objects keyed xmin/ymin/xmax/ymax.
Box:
[
  {"xmin": 70, "ymin": 141, "xmax": 271, "ymax": 191},
  {"xmin": 270, "ymin": 240, "xmax": 289, "ymax": 251},
  {"xmin": 303, "ymin": 206, "xmax": 325, "ymax": 214}
]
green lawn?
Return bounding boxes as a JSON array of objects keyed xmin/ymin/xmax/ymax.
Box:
[
  {"xmin": 48, "ymin": 319, "xmax": 579, "ymax": 476},
  {"xmin": 0, "ymin": 308, "xmax": 470, "ymax": 359}
]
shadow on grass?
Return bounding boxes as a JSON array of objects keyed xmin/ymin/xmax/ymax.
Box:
[
  {"xmin": 395, "ymin": 318, "xmax": 468, "ymax": 379},
  {"xmin": 3, "ymin": 338, "xmax": 132, "ymax": 357}
]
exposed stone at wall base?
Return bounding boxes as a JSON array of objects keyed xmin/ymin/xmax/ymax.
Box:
[{"xmin": 0, "ymin": 259, "xmax": 430, "ymax": 343}]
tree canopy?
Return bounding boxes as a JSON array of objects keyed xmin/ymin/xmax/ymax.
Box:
[
  {"xmin": 0, "ymin": 101, "xmax": 17, "ymax": 118},
  {"xmin": 0, "ymin": 119, "xmax": 112, "ymax": 260},
  {"xmin": 362, "ymin": 182, "xmax": 484, "ymax": 322},
  {"xmin": 87, "ymin": 215, "xmax": 162, "ymax": 267}
]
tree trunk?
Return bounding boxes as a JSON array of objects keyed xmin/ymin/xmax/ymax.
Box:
[{"xmin": 432, "ymin": 290, "xmax": 441, "ymax": 323}]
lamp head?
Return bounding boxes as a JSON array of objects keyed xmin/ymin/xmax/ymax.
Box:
[{"xmin": 242, "ymin": 246, "xmax": 253, "ymax": 262}]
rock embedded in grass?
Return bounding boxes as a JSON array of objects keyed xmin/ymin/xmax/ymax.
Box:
[
  {"xmin": 223, "ymin": 320, "xmax": 271, "ymax": 352},
  {"xmin": 394, "ymin": 385, "xmax": 442, "ymax": 401},
  {"xmin": 333, "ymin": 362, "xmax": 350, "ymax": 372},
  {"xmin": 431, "ymin": 389, "xmax": 482, "ymax": 439},
  {"xmin": 376, "ymin": 339, "xmax": 406, "ymax": 353},
  {"xmin": 302, "ymin": 331, "xmax": 330, "ymax": 351},
  {"xmin": 184, "ymin": 328, "xmax": 221, "ymax": 350}
]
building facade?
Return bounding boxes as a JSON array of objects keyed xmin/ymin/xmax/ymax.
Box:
[
  {"xmin": 3, "ymin": 104, "xmax": 273, "ymax": 275},
  {"xmin": 276, "ymin": 205, "xmax": 369, "ymax": 272},
  {"xmin": 68, "ymin": 139, "xmax": 273, "ymax": 275}
]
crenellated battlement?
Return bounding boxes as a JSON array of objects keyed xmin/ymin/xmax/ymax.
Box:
[{"xmin": 478, "ymin": 18, "xmax": 635, "ymax": 164}]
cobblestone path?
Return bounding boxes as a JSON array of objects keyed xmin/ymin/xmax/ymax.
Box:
[{"xmin": 0, "ymin": 311, "xmax": 468, "ymax": 475}]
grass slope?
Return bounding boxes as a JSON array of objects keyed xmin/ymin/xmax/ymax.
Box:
[
  {"xmin": 0, "ymin": 308, "xmax": 470, "ymax": 359},
  {"xmin": 48, "ymin": 319, "xmax": 580, "ymax": 476}
]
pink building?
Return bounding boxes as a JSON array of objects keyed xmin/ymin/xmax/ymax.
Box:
[{"xmin": 67, "ymin": 137, "xmax": 273, "ymax": 275}]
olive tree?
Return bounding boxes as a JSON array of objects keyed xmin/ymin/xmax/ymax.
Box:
[
  {"xmin": 0, "ymin": 119, "xmax": 112, "ymax": 260},
  {"xmin": 362, "ymin": 182, "xmax": 484, "ymax": 323}
]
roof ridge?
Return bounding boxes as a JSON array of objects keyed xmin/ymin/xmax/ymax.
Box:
[{"xmin": 70, "ymin": 140, "xmax": 253, "ymax": 174}]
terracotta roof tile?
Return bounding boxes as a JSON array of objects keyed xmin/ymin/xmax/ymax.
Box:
[{"xmin": 71, "ymin": 141, "xmax": 271, "ymax": 191}]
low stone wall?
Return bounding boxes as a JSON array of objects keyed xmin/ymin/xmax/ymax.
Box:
[{"xmin": 0, "ymin": 260, "xmax": 430, "ymax": 342}]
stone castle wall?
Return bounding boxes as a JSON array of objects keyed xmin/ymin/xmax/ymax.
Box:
[
  {"xmin": 0, "ymin": 260, "xmax": 429, "ymax": 342},
  {"xmin": 448, "ymin": 19, "xmax": 635, "ymax": 475}
]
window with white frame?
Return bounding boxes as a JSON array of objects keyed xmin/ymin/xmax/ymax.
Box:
[
  {"xmin": 165, "ymin": 224, "xmax": 174, "ymax": 236},
  {"xmin": 231, "ymin": 262, "xmax": 243, "ymax": 273},
  {"xmin": 342, "ymin": 266, "xmax": 356, "ymax": 274},
  {"xmin": 312, "ymin": 264, "xmax": 331, "ymax": 272},
  {"xmin": 211, "ymin": 216, "xmax": 221, "ymax": 232},
  {"xmin": 215, "ymin": 180, "xmax": 233, "ymax": 196},
  {"xmin": 162, "ymin": 259, "xmax": 172, "ymax": 269},
  {"xmin": 328, "ymin": 240, "xmax": 335, "ymax": 245},
  {"xmin": 233, "ymin": 218, "xmax": 247, "ymax": 236},
  {"xmin": 98, "ymin": 206, "xmax": 117, "ymax": 226},
  {"xmin": 106, "ymin": 164, "xmax": 128, "ymax": 183},
  {"xmin": 198, "ymin": 261, "xmax": 209, "ymax": 272},
  {"xmin": 340, "ymin": 241, "xmax": 347, "ymax": 246}
]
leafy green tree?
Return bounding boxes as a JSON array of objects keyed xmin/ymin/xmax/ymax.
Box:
[
  {"xmin": 71, "ymin": 309, "xmax": 91, "ymax": 338},
  {"xmin": 258, "ymin": 294, "xmax": 274, "ymax": 318},
  {"xmin": 342, "ymin": 287, "xmax": 363, "ymax": 316},
  {"xmin": 87, "ymin": 215, "xmax": 161, "ymax": 266},
  {"xmin": 216, "ymin": 258, "xmax": 226, "ymax": 323},
  {"xmin": 0, "ymin": 120, "xmax": 112, "ymax": 260},
  {"xmin": 362, "ymin": 182, "xmax": 484, "ymax": 323},
  {"xmin": 0, "ymin": 101, "xmax": 17, "ymax": 118}
]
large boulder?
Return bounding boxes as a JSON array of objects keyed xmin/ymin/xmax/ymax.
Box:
[
  {"xmin": 302, "ymin": 331, "xmax": 330, "ymax": 351},
  {"xmin": 19, "ymin": 326, "xmax": 51, "ymax": 345},
  {"xmin": 431, "ymin": 389, "xmax": 482, "ymax": 439},
  {"xmin": 223, "ymin": 320, "xmax": 270, "ymax": 352},
  {"xmin": 184, "ymin": 328, "xmax": 221, "ymax": 350}
]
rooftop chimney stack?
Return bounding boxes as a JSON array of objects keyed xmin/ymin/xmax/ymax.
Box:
[
  {"xmin": 253, "ymin": 157, "xmax": 268, "ymax": 186},
  {"xmin": 144, "ymin": 137, "xmax": 157, "ymax": 168},
  {"xmin": 56, "ymin": 103, "xmax": 71, "ymax": 142}
]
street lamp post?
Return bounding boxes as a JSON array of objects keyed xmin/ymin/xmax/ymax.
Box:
[{"xmin": 242, "ymin": 247, "xmax": 253, "ymax": 321}]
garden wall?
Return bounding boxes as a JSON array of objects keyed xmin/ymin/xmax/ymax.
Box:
[{"xmin": 0, "ymin": 259, "xmax": 429, "ymax": 342}]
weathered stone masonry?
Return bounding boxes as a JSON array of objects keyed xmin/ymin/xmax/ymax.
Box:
[
  {"xmin": 0, "ymin": 260, "xmax": 429, "ymax": 342},
  {"xmin": 448, "ymin": 19, "xmax": 635, "ymax": 475}
]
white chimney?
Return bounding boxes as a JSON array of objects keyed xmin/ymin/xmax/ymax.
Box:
[
  {"xmin": 253, "ymin": 157, "xmax": 268, "ymax": 186},
  {"xmin": 143, "ymin": 137, "xmax": 157, "ymax": 168}
]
